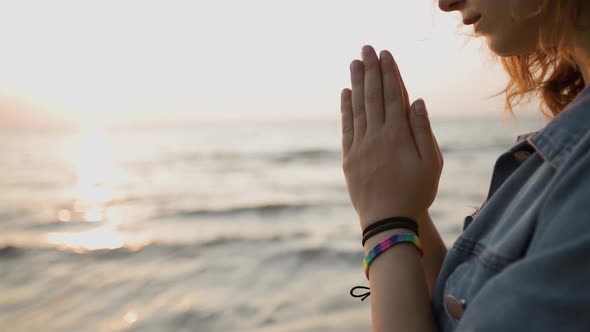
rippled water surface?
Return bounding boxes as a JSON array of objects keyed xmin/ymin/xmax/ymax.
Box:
[{"xmin": 0, "ymin": 116, "xmax": 546, "ymax": 331}]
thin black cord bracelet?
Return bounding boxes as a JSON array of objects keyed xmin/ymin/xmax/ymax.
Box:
[
  {"xmin": 362, "ymin": 222, "xmax": 419, "ymax": 246},
  {"xmin": 350, "ymin": 286, "xmax": 371, "ymax": 301},
  {"xmin": 362, "ymin": 216, "xmax": 418, "ymax": 236}
]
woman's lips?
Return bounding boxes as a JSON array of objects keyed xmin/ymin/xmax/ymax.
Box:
[
  {"xmin": 474, "ymin": 16, "xmax": 482, "ymax": 32},
  {"xmin": 463, "ymin": 15, "xmax": 481, "ymax": 25}
]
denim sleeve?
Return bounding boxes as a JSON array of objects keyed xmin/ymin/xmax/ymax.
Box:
[{"xmin": 455, "ymin": 148, "xmax": 590, "ymax": 331}]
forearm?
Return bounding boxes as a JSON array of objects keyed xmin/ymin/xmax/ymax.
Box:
[
  {"xmin": 418, "ymin": 210, "xmax": 448, "ymax": 299},
  {"xmin": 364, "ymin": 228, "xmax": 438, "ymax": 332}
]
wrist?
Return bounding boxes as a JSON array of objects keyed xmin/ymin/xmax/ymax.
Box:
[{"xmin": 363, "ymin": 228, "xmax": 418, "ymax": 254}]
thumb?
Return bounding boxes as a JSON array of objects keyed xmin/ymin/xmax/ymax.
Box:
[{"xmin": 409, "ymin": 98, "xmax": 437, "ymax": 162}]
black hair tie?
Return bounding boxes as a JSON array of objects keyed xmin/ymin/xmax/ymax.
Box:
[
  {"xmin": 350, "ymin": 286, "xmax": 371, "ymax": 301},
  {"xmin": 362, "ymin": 218, "xmax": 419, "ymax": 247},
  {"xmin": 362, "ymin": 216, "xmax": 419, "ymax": 237}
]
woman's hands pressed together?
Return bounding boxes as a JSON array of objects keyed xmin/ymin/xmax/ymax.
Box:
[{"xmin": 340, "ymin": 45, "xmax": 444, "ymax": 232}]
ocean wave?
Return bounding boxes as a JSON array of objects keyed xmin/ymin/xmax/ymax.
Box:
[
  {"xmin": 0, "ymin": 232, "xmax": 309, "ymax": 260},
  {"xmin": 180, "ymin": 148, "xmax": 340, "ymax": 164},
  {"xmin": 270, "ymin": 149, "xmax": 340, "ymax": 163},
  {"xmin": 24, "ymin": 220, "xmax": 103, "ymax": 231},
  {"xmin": 200, "ymin": 232, "xmax": 307, "ymax": 247},
  {"xmin": 127, "ymin": 308, "xmax": 222, "ymax": 332},
  {"xmin": 0, "ymin": 245, "xmax": 22, "ymax": 259},
  {"xmin": 168, "ymin": 202, "xmax": 323, "ymax": 218},
  {"xmin": 261, "ymin": 246, "xmax": 362, "ymax": 267},
  {"xmin": 440, "ymin": 143, "xmax": 508, "ymax": 154}
]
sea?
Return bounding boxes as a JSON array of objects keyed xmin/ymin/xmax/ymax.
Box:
[{"xmin": 0, "ymin": 115, "xmax": 547, "ymax": 332}]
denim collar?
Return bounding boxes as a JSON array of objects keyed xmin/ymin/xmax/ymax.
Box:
[{"xmin": 519, "ymin": 85, "xmax": 590, "ymax": 170}]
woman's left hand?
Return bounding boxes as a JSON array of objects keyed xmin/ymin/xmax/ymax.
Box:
[{"xmin": 340, "ymin": 45, "xmax": 444, "ymax": 232}]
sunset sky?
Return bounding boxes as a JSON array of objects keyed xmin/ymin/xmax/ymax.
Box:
[{"xmin": 0, "ymin": 0, "xmax": 542, "ymax": 128}]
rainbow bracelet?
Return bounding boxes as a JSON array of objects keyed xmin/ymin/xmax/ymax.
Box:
[{"xmin": 363, "ymin": 232, "xmax": 423, "ymax": 280}]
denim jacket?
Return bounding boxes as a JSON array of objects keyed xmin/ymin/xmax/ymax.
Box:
[{"xmin": 432, "ymin": 85, "xmax": 590, "ymax": 331}]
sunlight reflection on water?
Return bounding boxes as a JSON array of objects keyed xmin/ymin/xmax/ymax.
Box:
[{"xmin": 46, "ymin": 126, "xmax": 150, "ymax": 252}]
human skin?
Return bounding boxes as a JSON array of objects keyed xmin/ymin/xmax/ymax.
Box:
[
  {"xmin": 439, "ymin": 0, "xmax": 590, "ymax": 85},
  {"xmin": 341, "ymin": 0, "xmax": 590, "ymax": 331},
  {"xmin": 342, "ymin": 45, "xmax": 441, "ymax": 331}
]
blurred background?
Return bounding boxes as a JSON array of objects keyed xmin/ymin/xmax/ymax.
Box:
[{"xmin": 0, "ymin": 1, "xmax": 547, "ymax": 331}]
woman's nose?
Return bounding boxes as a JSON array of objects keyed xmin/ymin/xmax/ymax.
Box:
[{"xmin": 438, "ymin": 0, "xmax": 464, "ymax": 12}]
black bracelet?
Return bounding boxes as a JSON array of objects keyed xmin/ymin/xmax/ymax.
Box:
[
  {"xmin": 362, "ymin": 216, "xmax": 418, "ymax": 236},
  {"xmin": 362, "ymin": 221, "xmax": 419, "ymax": 246}
]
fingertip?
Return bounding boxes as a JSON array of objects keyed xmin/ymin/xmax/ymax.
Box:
[
  {"xmin": 341, "ymin": 88, "xmax": 352, "ymax": 104},
  {"xmin": 350, "ymin": 60, "xmax": 363, "ymax": 73},
  {"xmin": 379, "ymin": 50, "xmax": 391, "ymax": 62},
  {"xmin": 411, "ymin": 98, "xmax": 427, "ymax": 116}
]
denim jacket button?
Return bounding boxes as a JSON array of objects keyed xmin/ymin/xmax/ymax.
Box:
[
  {"xmin": 445, "ymin": 294, "xmax": 467, "ymax": 320},
  {"xmin": 513, "ymin": 150, "xmax": 532, "ymax": 162}
]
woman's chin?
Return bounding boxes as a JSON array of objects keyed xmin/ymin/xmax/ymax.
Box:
[
  {"xmin": 486, "ymin": 34, "xmax": 538, "ymax": 57},
  {"xmin": 487, "ymin": 37, "xmax": 520, "ymax": 57}
]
